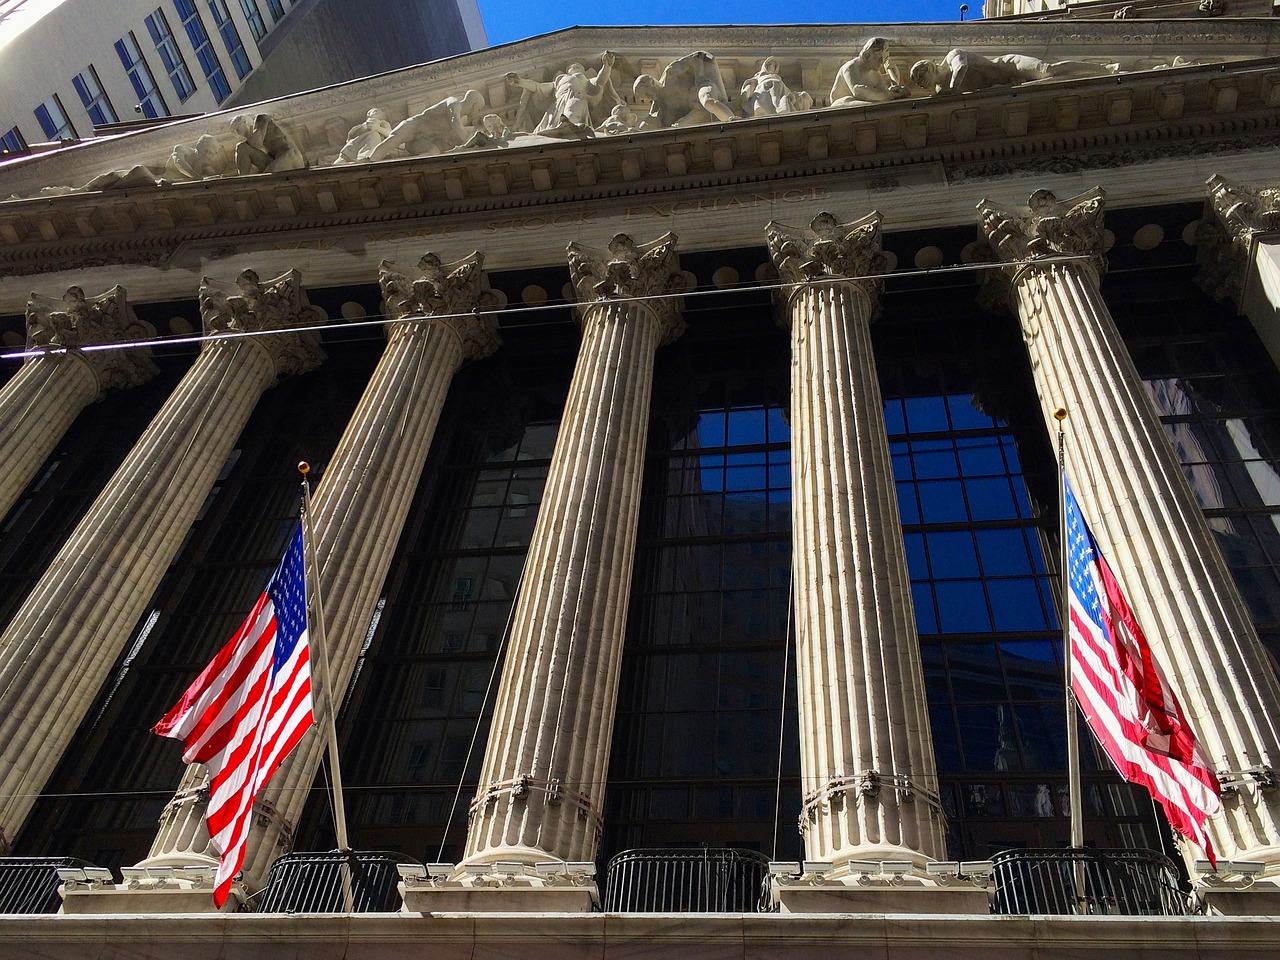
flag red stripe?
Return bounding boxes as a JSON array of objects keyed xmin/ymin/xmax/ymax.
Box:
[
  {"xmin": 153, "ymin": 526, "xmax": 315, "ymax": 907},
  {"xmin": 1062, "ymin": 477, "xmax": 1220, "ymax": 864}
]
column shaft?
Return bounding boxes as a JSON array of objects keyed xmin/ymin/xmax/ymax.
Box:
[
  {"xmin": 982, "ymin": 186, "xmax": 1280, "ymax": 867},
  {"xmin": 465, "ymin": 234, "xmax": 686, "ymax": 865},
  {"xmin": 769, "ymin": 211, "xmax": 944, "ymax": 869},
  {"xmin": 1013, "ymin": 259, "xmax": 1280, "ymax": 862},
  {"xmin": 144, "ymin": 254, "xmax": 503, "ymax": 888},
  {"xmin": 0, "ymin": 285, "xmax": 157, "ymax": 523},
  {"xmin": 790, "ymin": 283, "xmax": 944, "ymax": 863},
  {"xmin": 0, "ymin": 269, "xmax": 321, "ymax": 852},
  {"xmin": 0, "ymin": 356, "xmax": 101, "ymax": 520}
]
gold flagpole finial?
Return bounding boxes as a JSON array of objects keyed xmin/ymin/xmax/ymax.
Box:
[
  {"xmin": 297, "ymin": 460, "xmax": 311, "ymax": 475},
  {"xmin": 1053, "ymin": 407, "xmax": 1067, "ymax": 422}
]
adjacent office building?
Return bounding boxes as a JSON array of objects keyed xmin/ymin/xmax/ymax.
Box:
[{"xmin": 0, "ymin": 0, "xmax": 486, "ymax": 154}]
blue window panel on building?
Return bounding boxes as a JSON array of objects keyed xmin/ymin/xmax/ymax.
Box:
[
  {"xmin": 238, "ymin": 0, "xmax": 267, "ymax": 42},
  {"xmin": 208, "ymin": 0, "xmax": 252, "ymax": 80},
  {"xmin": 0, "ymin": 127, "xmax": 27, "ymax": 155},
  {"xmin": 146, "ymin": 10, "xmax": 197, "ymax": 102},
  {"xmin": 115, "ymin": 32, "xmax": 170, "ymax": 118},
  {"xmin": 72, "ymin": 67, "xmax": 118, "ymax": 126},
  {"xmin": 33, "ymin": 96, "xmax": 76, "ymax": 141},
  {"xmin": 173, "ymin": 0, "xmax": 232, "ymax": 102}
]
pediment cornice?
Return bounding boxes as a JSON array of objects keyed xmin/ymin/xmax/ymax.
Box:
[
  {"xmin": 0, "ymin": 21, "xmax": 1278, "ymax": 306},
  {"xmin": 0, "ymin": 19, "xmax": 1277, "ymax": 198}
]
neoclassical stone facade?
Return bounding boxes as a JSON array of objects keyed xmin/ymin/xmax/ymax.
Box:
[{"xmin": 2, "ymin": 5, "xmax": 1280, "ymax": 957}]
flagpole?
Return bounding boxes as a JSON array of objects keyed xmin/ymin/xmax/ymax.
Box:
[
  {"xmin": 298, "ymin": 461, "xmax": 354, "ymax": 912},
  {"xmin": 1056, "ymin": 409, "xmax": 1086, "ymax": 907}
]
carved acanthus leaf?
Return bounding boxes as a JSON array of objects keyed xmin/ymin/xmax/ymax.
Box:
[
  {"xmin": 378, "ymin": 251, "xmax": 505, "ymax": 361},
  {"xmin": 978, "ymin": 188, "xmax": 1108, "ymax": 280},
  {"xmin": 1198, "ymin": 175, "xmax": 1280, "ymax": 304},
  {"xmin": 24, "ymin": 284, "xmax": 159, "ymax": 390},
  {"xmin": 765, "ymin": 211, "xmax": 887, "ymax": 308},
  {"xmin": 199, "ymin": 268, "xmax": 326, "ymax": 378},
  {"xmin": 566, "ymin": 232, "xmax": 689, "ymax": 344}
]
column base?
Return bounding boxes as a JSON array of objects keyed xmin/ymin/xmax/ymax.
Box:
[
  {"xmin": 772, "ymin": 877, "xmax": 990, "ymax": 914},
  {"xmin": 1197, "ymin": 879, "xmax": 1280, "ymax": 916},
  {"xmin": 399, "ymin": 879, "xmax": 599, "ymax": 913},
  {"xmin": 60, "ymin": 879, "xmax": 245, "ymax": 914}
]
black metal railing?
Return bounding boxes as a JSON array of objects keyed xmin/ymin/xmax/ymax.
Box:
[
  {"xmin": 990, "ymin": 848, "xmax": 1187, "ymax": 916},
  {"xmin": 257, "ymin": 850, "xmax": 418, "ymax": 913},
  {"xmin": 603, "ymin": 848, "xmax": 770, "ymax": 912},
  {"xmin": 0, "ymin": 857, "xmax": 97, "ymax": 914}
]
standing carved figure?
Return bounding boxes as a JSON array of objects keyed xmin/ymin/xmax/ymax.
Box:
[
  {"xmin": 633, "ymin": 51, "xmax": 736, "ymax": 128},
  {"xmin": 230, "ymin": 114, "xmax": 305, "ymax": 175},
  {"xmin": 829, "ymin": 38, "xmax": 908, "ymax": 106},
  {"xmin": 367, "ymin": 91, "xmax": 486, "ymax": 161},
  {"xmin": 740, "ymin": 57, "xmax": 813, "ymax": 117},
  {"xmin": 505, "ymin": 52, "xmax": 619, "ymax": 133}
]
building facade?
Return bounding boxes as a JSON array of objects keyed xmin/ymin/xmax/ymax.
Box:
[
  {"xmin": 0, "ymin": 3, "xmax": 1279, "ymax": 955},
  {"xmin": 0, "ymin": 0, "xmax": 485, "ymax": 155}
]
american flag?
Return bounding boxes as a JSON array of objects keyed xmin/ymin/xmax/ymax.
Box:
[
  {"xmin": 154, "ymin": 524, "xmax": 315, "ymax": 906},
  {"xmin": 1064, "ymin": 477, "xmax": 1221, "ymax": 862}
]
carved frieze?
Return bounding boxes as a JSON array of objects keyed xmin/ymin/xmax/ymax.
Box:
[
  {"xmin": 979, "ymin": 187, "xmax": 1107, "ymax": 272},
  {"xmin": 24, "ymin": 284, "xmax": 158, "ymax": 391},
  {"xmin": 378, "ymin": 251, "xmax": 504, "ymax": 360},
  {"xmin": 566, "ymin": 233, "xmax": 690, "ymax": 343},
  {"xmin": 1197, "ymin": 174, "xmax": 1280, "ymax": 303},
  {"xmin": 976, "ymin": 188, "xmax": 1107, "ymax": 313},
  {"xmin": 766, "ymin": 210, "xmax": 887, "ymax": 288},
  {"xmin": 765, "ymin": 210, "xmax": 890, "ymax": 325},
  {"xmin": 198, "ymin": 269, "xmax": 326, "ymax": 378}
]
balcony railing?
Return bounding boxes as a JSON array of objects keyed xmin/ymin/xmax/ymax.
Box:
[
  {"xmin": 257, "ymin": 850, "xmax": 418, "ymax": 913},
  {"xmin": 604, "ymin": 848, "xmax": 770, "ymax": 912},
  {"xmin": 990, "ymin": 848, "xmax": 1188, "ymax": 916},
  {"xmin": 0, "ymin": 857, "xmax": 98, "ymax": 914}
]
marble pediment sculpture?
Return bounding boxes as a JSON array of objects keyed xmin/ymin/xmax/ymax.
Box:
[{"xmin": 0, "ymin": 29, "xmax": 1238, "ymax": 200}]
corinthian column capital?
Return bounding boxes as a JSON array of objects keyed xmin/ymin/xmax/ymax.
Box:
[
  {"xmin": 765, "ymin": 210, "xmax": 886, "ymax": 313},
  {"xmin": 25, "ymin": 284, "xmax": 158, "ymax": 391},
  {"xmin": 566, "ymin": 232, "xmax": 689, "ymax": 343},
  {"xmin": 979, "ymin": 187, "xmax": 1107, "ymax": 277},
  {"xmin": 198, "ymin": 269, "xmax": 325, "ymax": 378},
  {"xmin": 378, "ymin": 252, "xmax": 504, "ymax": 361},
  {"xmin": 1198, "ymin": 175, "xmax": 1280, "ymax": 303}
]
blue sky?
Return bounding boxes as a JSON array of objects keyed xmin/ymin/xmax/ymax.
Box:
[{"xmin": 476, "ymin": 1, "xmax": 977, "ymax": 46}]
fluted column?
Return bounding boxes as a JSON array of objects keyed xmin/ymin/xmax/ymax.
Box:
[
  {"xmin": 144, "ymin": 254, "xmax": 504, "ymax": 887},
  {"xmin": 0, "ymin": 285, "xmax": 157, "ymax": 522},
  {"xmin": 766, "ymin": 212, "xmax": 945, "ymax": 870},
  {"xmin": 0, "ymin": 269, "xmax": 324, "ymax": 853},
  {"xmin": 980, "ymin": 188, "xmax": 1280, "ymax": 870},
  {"xmin": 1198, "ymin": 175, "xmax": 1280, "ymax": 373},
  {"xmin": 463, "ymin": 233, "xmax": 688, "ymax": 866}
]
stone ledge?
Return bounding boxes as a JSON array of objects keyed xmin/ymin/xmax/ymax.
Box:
[
  {"xmin": 1197, "ymin": 880, "xmax": 1280, "ymax": 916},
  {"xmin": 60, "ymin": 880, "xmax": 244, "ymax": 915},
  {"xmin": 399, "ymin": 881, "xmax": 599, "ymax": 913},
  {"xmin": 774, "ymin": 880, "xmax": 991, "ymax": 915}
]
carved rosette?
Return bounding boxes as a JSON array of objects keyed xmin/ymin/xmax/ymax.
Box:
[
  {"xmin": 977, "ymin": 188, "xmax": 1108, "ymax": 307},
  {"xmin": 198, "ymin": 268, "xmax": 325, "ymax": 378},
  {"xmin": 765, "ymin": 211, "xmax": 887, "ymax": 316},
  {"xmin": 378, "ymin": 252, "xmax": 505, "ymax": 362},
  {"xmin": 24, "ymin": 284, "xmax": 158, "ymax": 391},
  {"xmin": 1197, "ymin": 175, "xmax": 1280, "ymax": 304},
  {"xmin": 566, "ymin": 233, "xmax": 690, "ymax": 344}
]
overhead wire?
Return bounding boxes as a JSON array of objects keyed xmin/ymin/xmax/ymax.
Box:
[{"xmin": 0, "ymin": 254, "xmax": 1095, "ymax": 365}]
